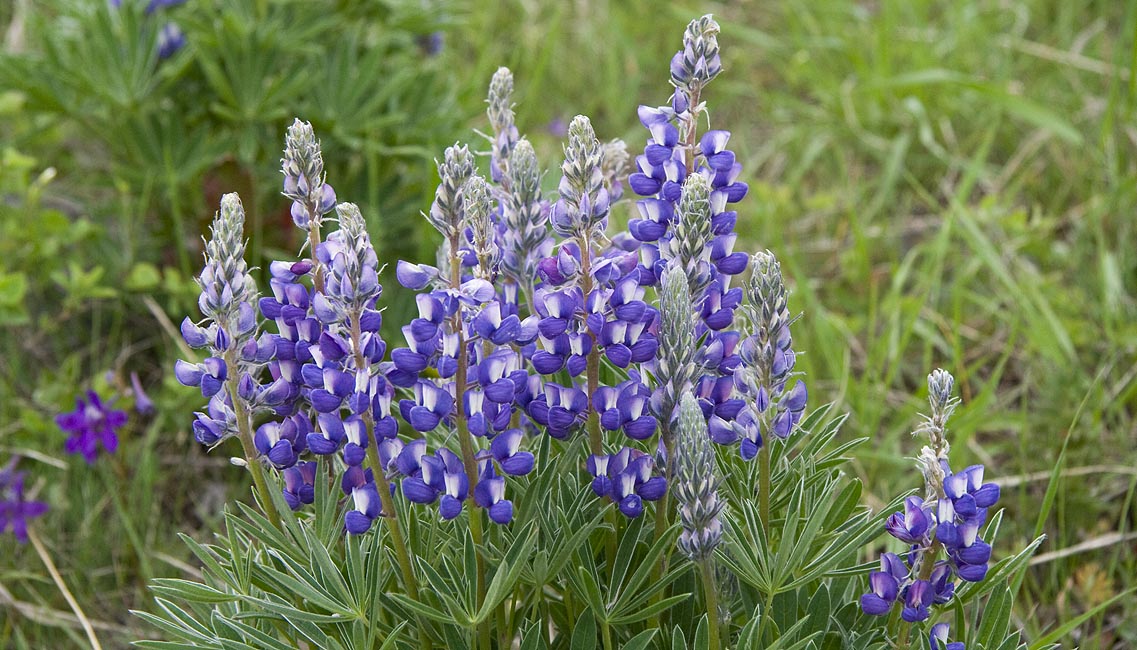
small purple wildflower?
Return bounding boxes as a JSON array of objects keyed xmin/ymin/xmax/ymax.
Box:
[
  {"xmin": 56, "ymin": 390, "xmax": 127, "ymax": 464},
  {"xmin": 0, "ymin": 460, "xmax": 49, "ymax": 543}
]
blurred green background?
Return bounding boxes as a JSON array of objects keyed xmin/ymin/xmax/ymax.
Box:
[{"xmin": 1, "ymin": 0, "xmax": 1134, "ymax": 647}]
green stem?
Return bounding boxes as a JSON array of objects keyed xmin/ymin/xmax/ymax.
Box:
[
  {"xmin": 700, "ymin": 559, "xmax": 721, "ymax": 650},
  {"xmin": 601, "ymin": 619, "xmax": 614, "ymax": 650},
  {"xmin": 307, "ymin": 213, "xmax": 324, "ymax": 294},
  {"xmin": 351, "ymin": 313, "xmax": 431, "ymax": 650},
  {"xmin": 758, "ymin": 441, "xmax": 771, "ymax": 540},
  {"xmin": 223, "ymin": 350, "xmax": 281, "ymax": 529},
  {"xmin": 447, "ymin": 235, "xmax": 489, "ymax": 650}
]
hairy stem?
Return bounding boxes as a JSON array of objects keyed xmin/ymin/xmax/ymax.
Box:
[
  {"xmin": 447, "ymin": 235, "xmax": 490, "ymax": 650},
  {"xmin": 759, "ymin": 442, "xmax": 771, "ymax": 541},
  {"xmin": 700, "ymin": 558, "xmax": 721, "ymax": 650},
  {"xmin": 351, "ymin": 312, "xmax": 431, "ymax": 650},
  {"xmin": 223, "ymin": 349, "xmax": 281, "ymax": 529}
]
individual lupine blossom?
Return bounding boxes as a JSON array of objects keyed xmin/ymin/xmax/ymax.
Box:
[
  {"xmin": 936, "ymin": 463, "xmax": 1000, "ymax": 582},
  {"xmin": 110, "ymin": 0, "xmax": 186, "ymax": 59},
  {"xmin": 586, "ymin": 447, "xmax": 667, "ymax": 518},
  {"xmin": 56, "ymin": 390, "xmax": 127, "ymax": 464},
  {"xmin": 713, "ymin": 251, "xmax": 807, "ymax": 459},
  {"xmin": 486, "ymin": 67, "xmax": 519, "ymax": 185},
  {"xmin": 674, "ymin": 393, "xmax": 724, "ymax": 561},
  {"xmin": 282, "ymin": 119, "xmax": 337, "ymax": 231},
  {"xmin": 282, "ymin": 461, "xmax": 317, "ymax": 511},
  {"xmin": 0, "ymin": 460, "xmax": 49, "ymax": 543},
  {"xmin": 929, "ymin": 623, "xmax": 965, "ymax": 650}
]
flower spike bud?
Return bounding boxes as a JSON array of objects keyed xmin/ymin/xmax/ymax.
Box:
[
  {"xmin": 657, "ymin": 264, "xmax": 698, "ymax": 423},
  {"xmin": 661, "ymin": 173, "xmax": 714, "ymax": 298},
  {"xmin": 918, "ymin": 368, "xmax": 959, "ymax": 458},
  {"xmin": 487, "ymin": 67, "xmax": 515, "ymax": 136},
  {"xmin": 675, "ymin": 393, "xmax": 724, "ymax": 561},
  {"xmin": 551, "ymin": 115, "xmax": 609, "ymax": 241},
  {"xmin": 600, "ymin": 138, "xmax": 630, "ymax": 201},
  {"xmin": 671, "ymin": 14, "xmax": 722, "ymax": 92},
  {"xmin": 197, "ymin": 193, "xmax": 258, "ymax": 346},
  {"xmin": 487, "ymin": 67, "xmax": 519, "ymax": 183},
  {"xmin": 282, "ymin": 119, "xmax": 336, "ymax": 230},
  {"xmin": 501, "ymin": 138, "xmax": 550, "ymax": 298},
  {"xmin": 462, "ymin": 175, "xmax": 500, "ymax": 280},
  {"xmin": 427, "ymin": 144, "xmax": 476, "ymax": 239}
]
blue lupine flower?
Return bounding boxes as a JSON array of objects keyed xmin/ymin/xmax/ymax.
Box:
[
  {"xmin": 253, "ymin": 414, "xmax": 310, "ymax": 469},
  {"xmin": 282, "ymin": 461, "xmax": 317, "ymax": 510},
  {"xmin": 129, "ymin": 372, "xmax": 155, "ymax": 415},
  {"xmin": 0, "ymin": 461, "xmax": 49, "ymax": 543},
  {"xmin": 473, "ymin": 464, "xmax": 514, "ymax": 525},
  {"xmin": 929, "ymin": 623, "xmax": 965, "ymax": 650},
  {"xmin": 859, "ymin": 552, "xmax": 905, "ymax": 616},
  {"xmin": 586, "ymin": 447, "xmax": 666, "ymax": 518},
  {"xmin": 900, "ymin": 579, "xmax": 933, "ymax": 622},
  {"xmin": 342, "ymin": 466, "xmax": 382, "ymax": 534},
  {"xmin": 936, "ymin": 463, "xmax": 1000, "ymax": 582},
  {"xmin": 56, "ymin": 390, "xmax": 127, "ymax": 464},
  {"xmin": 399, "ymin": 382, "xmax": 454, "ymax": 432},
  {"xmin": 490, "ymin": 429, "xmax": 535, "ymax": 476},
  {"xmin": 527, "ymin": 383, "xmax": 588, "ymax": 439},
  {"xmin": 885, "ymin": 496, "xmax": 933, "ymax": 545}
]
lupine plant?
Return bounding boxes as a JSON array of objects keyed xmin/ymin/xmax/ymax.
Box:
[{"xmin": 140, "ymin": 15, "xmax": 1044, "ymax": 650}]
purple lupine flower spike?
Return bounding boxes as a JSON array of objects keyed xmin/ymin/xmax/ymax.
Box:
[{"xmin": 56, "ymin": 390, "xmax": 127, "ymax": 464}]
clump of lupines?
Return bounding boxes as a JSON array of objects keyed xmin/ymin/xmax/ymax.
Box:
[
  {"xmin": 861, "ymin": 369, "xmax": 1000, "ymax": 638},
  {"xmin": 0, "ymin": 458, "xmax": 48, "ymax": 543},
  {"xmin": 56, "ymin": 390, "xmax": 128, "ymax": 464},
  {"xmin": 142, "ymin": 16, "xmax": 1039, "ymax": 650}
]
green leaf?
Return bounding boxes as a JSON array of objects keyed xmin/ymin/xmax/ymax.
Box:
[
  {"xmin": 475, "ymin": 524, "xmax": 537, "ymax": 624},
  {"xmin": 149, "ymin": 579, "xmax": 238, "ymax": 604},
  {"xmin": 975, "ymin": 584, "xmax": 1012, "ymax": 649},
  {"xmin": 622, "ymin": 629, "xmax": 658, "ymax": 650},
  {"xmin": 570, "ymin": 609, "xmax": 597, "ymax": 650}
]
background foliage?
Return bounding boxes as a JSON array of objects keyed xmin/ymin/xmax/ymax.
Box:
[{"xmin": 0, "ymin": 0, "xmax": 1134, "ymax": 647}]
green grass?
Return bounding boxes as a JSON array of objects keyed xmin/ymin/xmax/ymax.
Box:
[{"xmin": 2, "ymin": 0, "xmax": 1136, "ymax": 647}]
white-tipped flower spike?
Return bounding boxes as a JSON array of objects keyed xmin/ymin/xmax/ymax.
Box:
[
  {"xmin": 197, "ymin": 193, "xmax": 259, "ymax": 348},
  {"xmin": 462, "ymin": 175, "xmax": 500, "ymax": 280},
  {"xmin": 487, "ymin": 67, "xmax": 518, "ymax": 184},
  {"xmin": 501, "ymin": 138, "xmax": 549, "ymax": 293},
  {"xmin": 599, "ymin": 138, "xmax": 630, "ymax": 200},
  {"xmin": 282, "ymin": 119, "xmax": 336, "ymax": 231},
  {"xmin": 656, "ymin": 264, "xmax": 699, "ymax": 426},
  {"xmin": 427, "ymin": 144, "xmax": 476, "ymax": 239},
  {"xmin": 675, "ymin": 392, "xmax": 724, "ymax": 561},
  {"xmin": 551, "ymin": 115, "xmax": 610, "ymax": 242},
  {"xmin": 660, "ymin": 173, "xmax": 714, "ymax": 298}
]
